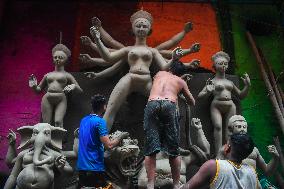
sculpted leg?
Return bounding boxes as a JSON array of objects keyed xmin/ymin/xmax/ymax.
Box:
[
  {"xmin": 224, "ymin": 104, "xmax": 236, "ymax": 141},
  {"xmin": 143, "ymin": 80, "xmax": 152, "ymax": 97},
  {"xmin": 41, "ymin": 95, "xmax": 53, "ymax": 123},
  {"xmin": 103, "ymin": 75, "xmax": 132, "ymax": 131},
  {"xmin": 54, "ymin": 96, "xmax": 67, "ymax": 128},
  {"xmin": 210, "ymin": 106, "xmax": 222, "ymax": 155}
]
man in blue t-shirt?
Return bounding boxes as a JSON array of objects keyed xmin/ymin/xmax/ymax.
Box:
[{"xmin": 77, "ymin": 94, "xmax": 129, "ymax": 188}]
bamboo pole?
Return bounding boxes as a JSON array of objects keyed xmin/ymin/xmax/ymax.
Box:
[
  {"xmin": 259, "ymin": 50, "xmax": 284, "ymax": 116},
  {"xmin": 274, "ymin": 136, "xmax": 284, "ymax": 172},
  {"xmin": 246, "ymin": 31, "xmax": 284, "ymax": 134}
]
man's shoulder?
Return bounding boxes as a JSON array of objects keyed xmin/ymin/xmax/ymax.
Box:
[{"xmin": 81, "ymin": 115, "xmax": 105, "ymax": 124}]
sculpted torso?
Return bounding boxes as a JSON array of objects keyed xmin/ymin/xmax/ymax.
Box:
[
  {"xmin": 46, "ymin": 71, "xmax": 69, "ymax": 93},
  {"xmin": 212, "ymin": 78, "xmax": 234, "ymax": 101},
  {"xmin": 128, "ymin": 46, "xmax": 153, "ymax": 75}
]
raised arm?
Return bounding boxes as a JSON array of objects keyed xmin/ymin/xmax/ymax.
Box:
[
  {"xmin": 80, "ymin": 36, "xmax": 117, "ymax": 55},
  {"xmin": 184, "ymin": 59, "xmax": 200, "ymax": 69},
  {"xmin": 191, "ymin": 118, "xmax": 210, "ymax": 156},
  {"xmin": 233, "ymin": 73, "xmax": 250, "ymax": 99},
  {"xmin": 91, "ymin": 26, "xmax": 127, "ymax": 63},
  {"xmin": 159, "ymin": 43, "xmax": 200, "ymax": 59},
  {"xmin": 256, "ymin": 146, "xmax": 279, "ymax": 176},
  {"xmin": 79, "ymin": 54, "xmax": 113, "ymax": 67},
  {"xmin": 92, "ymin": 17, "xmax": 125, "ymax": 49},
  {"xmin": 29, "ymin": 74, "xmax": 47, "ymax": 93},
  {"xmin": 198, "ymin": 79, "xmax": 214, "ymax": 99},
  {"xmin": 155, "ymin": 22, "xmax": 193, "ymax": 50},
  {"xmin": 5, "ymin": 129, "xmax": 17, "ymax": 168},
  {"xmin": 181, "ymin": 159, "xmax": 216, "ymax": 189},
  {"xmin": 84, "ymin": 60, "xmax": 126, "ymax": 80},
  {"xmin": 154, "ymin": 47, "xmax": 183, "ymax": 71}
]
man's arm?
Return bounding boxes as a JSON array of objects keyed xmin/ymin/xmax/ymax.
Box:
[
  {"xmin": 181, "ymin": 79, "xmax": 195, "ymax": 105},
  {"xmin": 100, "ymin": 132, "xmax": 129, "ymax": 150},
  {"xmin": 181, "ymin": 160, "xmax": 216, "ymax": 189}
]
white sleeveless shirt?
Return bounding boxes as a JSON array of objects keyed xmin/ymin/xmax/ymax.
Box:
[{"xmin": 210, "ymin": 160, "xmax": 259, "ymax": 189}]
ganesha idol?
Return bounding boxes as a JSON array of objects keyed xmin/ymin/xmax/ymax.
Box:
[{"xmin": 4, "ymin": 123, "xmax": 73, "ymax": 189}]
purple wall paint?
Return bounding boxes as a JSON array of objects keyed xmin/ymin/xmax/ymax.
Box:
[{"xmin": 0, "ymin": 1, "xmax": 77, "ymax": 172}]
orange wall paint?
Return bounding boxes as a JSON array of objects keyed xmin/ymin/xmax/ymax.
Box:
[
  {"xmin": 73, "ymin": 2, "xmax": 221, "ymax": 71},
  {"xmin": 139, "ymin": 2, "xmax": 221, "ymax": 70}
]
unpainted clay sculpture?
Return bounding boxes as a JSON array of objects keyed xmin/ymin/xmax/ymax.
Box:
[
  {"xmin": 218, "ymin": 115, "xmax": 279, "ymax": 177},
  {"xmin": 80, "ymin": 10, "xmax": 200, "ymax": 130},
  {"xmin": 79, "ymin": 16, "xmax": 200, "ymax": 68},
  {"xmin": 29, "ymin": 43, "xmax": 83, "ymax": 128},
  {"xmin": 4, "ymin": 123, "xmax": 73, "ymax": 189},
  {"xmin": 104, "ymin": 131, "xmax": 141, "ymax": 188},
  {"xmin": 198, "ymin": 51, "xmax": 250, "ymax": 155},
  {"xmin": 138, "ymin": 118, "xmax": 210, "ymax": 188}
]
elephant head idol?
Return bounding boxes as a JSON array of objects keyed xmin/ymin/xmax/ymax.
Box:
[{"xmin": 4, "ymin": 123, "xmax": 73, "ymax": 189}]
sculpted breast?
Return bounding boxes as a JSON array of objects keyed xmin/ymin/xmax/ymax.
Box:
[{"xmin": 128, "ymin": 47, "xmax": 153, "ymax": 63}]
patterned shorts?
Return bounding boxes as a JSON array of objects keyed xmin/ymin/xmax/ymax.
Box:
[{"xmin": 143, "ymin": 100, "xmax": 180, "ymax": 157}]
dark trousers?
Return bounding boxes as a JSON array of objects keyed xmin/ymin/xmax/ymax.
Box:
[{"xmin": 78, "ymin": 171, "xmax": 108, "ymax": 188}]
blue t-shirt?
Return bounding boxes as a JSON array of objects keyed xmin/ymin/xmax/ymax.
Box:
[{"xmin": 76, "ymin": 114, "xmax": 108, "ymax": 171}]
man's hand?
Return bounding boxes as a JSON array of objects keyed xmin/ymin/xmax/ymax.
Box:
[
  {"xmin": 181, "ymin": 74, "xmax": 192, "ymax": 86},
  {"xmin": 267, "ymin": 145, "xmax": 279, "ymax": 158},
  {"xmin": 80, "ymin": 36, "xmax": 93, "ymax": 47},
  {"xmin": 29, "ymin": 74, "xmax": 37, "ymax": 88},
  {"xmin": 206, "ymin": 79, "xmax": 215, "ymax": 93},
  {"xmin": 90, "ymin": 26, "xmax": 100, "ymax": 42},
  {"xmin": 184, "ymin": 22, "xmax": 193, "ymax": 33},
  {"xmin": 172, "ymin": 47, "xmax": 183, "ymax": 60},
  {"xmin": 7, "ymin": 129, "xmax": 16, "ymax": 145},
  {"xmin": 191, "ymin": 118, "xmax": 202, "ymax": 130},
  {"xmin": 63, "ymin": 84, "xmax": 76, "ymax": 93},
  {"xmin": 91, "ymin": 17, "xmax": 102, "ymax": 28},
  {"xmin": 190, "ymin": 43, "xmax": 201, "ymax": 53},
  {"xmin": 55, "ymin": 155, "xmax": 66, "ymax": 170},
  {"xmin": 79, "ymin": 54, "xmax": 92, "ymax": 64},
  {"xmin": 241, "ymin": 73, "xmax": 251, "ymax": 87}
]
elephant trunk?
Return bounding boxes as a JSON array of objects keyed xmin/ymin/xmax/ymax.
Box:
[{"xmin": 33, "ymin": 135, "xmax": 52, "ymax": 166}]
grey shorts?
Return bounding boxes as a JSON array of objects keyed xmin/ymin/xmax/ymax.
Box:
[{"xmin": 143, "ymin": 100, "xmax": 180, "ymax": 157}]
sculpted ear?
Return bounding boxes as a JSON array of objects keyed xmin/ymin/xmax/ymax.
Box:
[
  {"xmin": 17, "ymin": 126, "xmax": 34, "ymax": 150},
  {"xmin": 50, "ymin": 126, "xmax": 67, "ymax": 150}
]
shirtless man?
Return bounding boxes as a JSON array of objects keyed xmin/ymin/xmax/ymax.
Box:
[
  {"xmin": 218, "ymin": 115, "xmax": 279, "ymax": 178},
  {"xmin": 143, "ymin": 61, "xmax": 195, "ymax": 189}
]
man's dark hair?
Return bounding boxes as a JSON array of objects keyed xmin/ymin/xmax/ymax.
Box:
[
  {"xmin": 230, "ymin": 133, "xmax": 254, "ymax": 161},
  {"xmin": 169, "ymin": 60, "xmax": 188, "ymax": 76},
  {"xmin": 91, "ymin": 94, "xmax": 106, "ymax": 113}
]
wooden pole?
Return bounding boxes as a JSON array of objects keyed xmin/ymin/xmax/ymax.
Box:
[
  {"xmin": 246, "ymin": 31, "xmax": 284, "ymax": 134},
  {"xmin": 259, "ymin": 50, "xmax": 284, "ymax": 116},
  {"xmin": 274, "ymin": 136, "xmax": 284, "ymax": 172}
]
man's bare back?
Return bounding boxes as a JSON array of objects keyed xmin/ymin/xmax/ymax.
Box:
[{"xmin": 149, "ymin": 71, "xmax": 195, "ymax": 105}]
